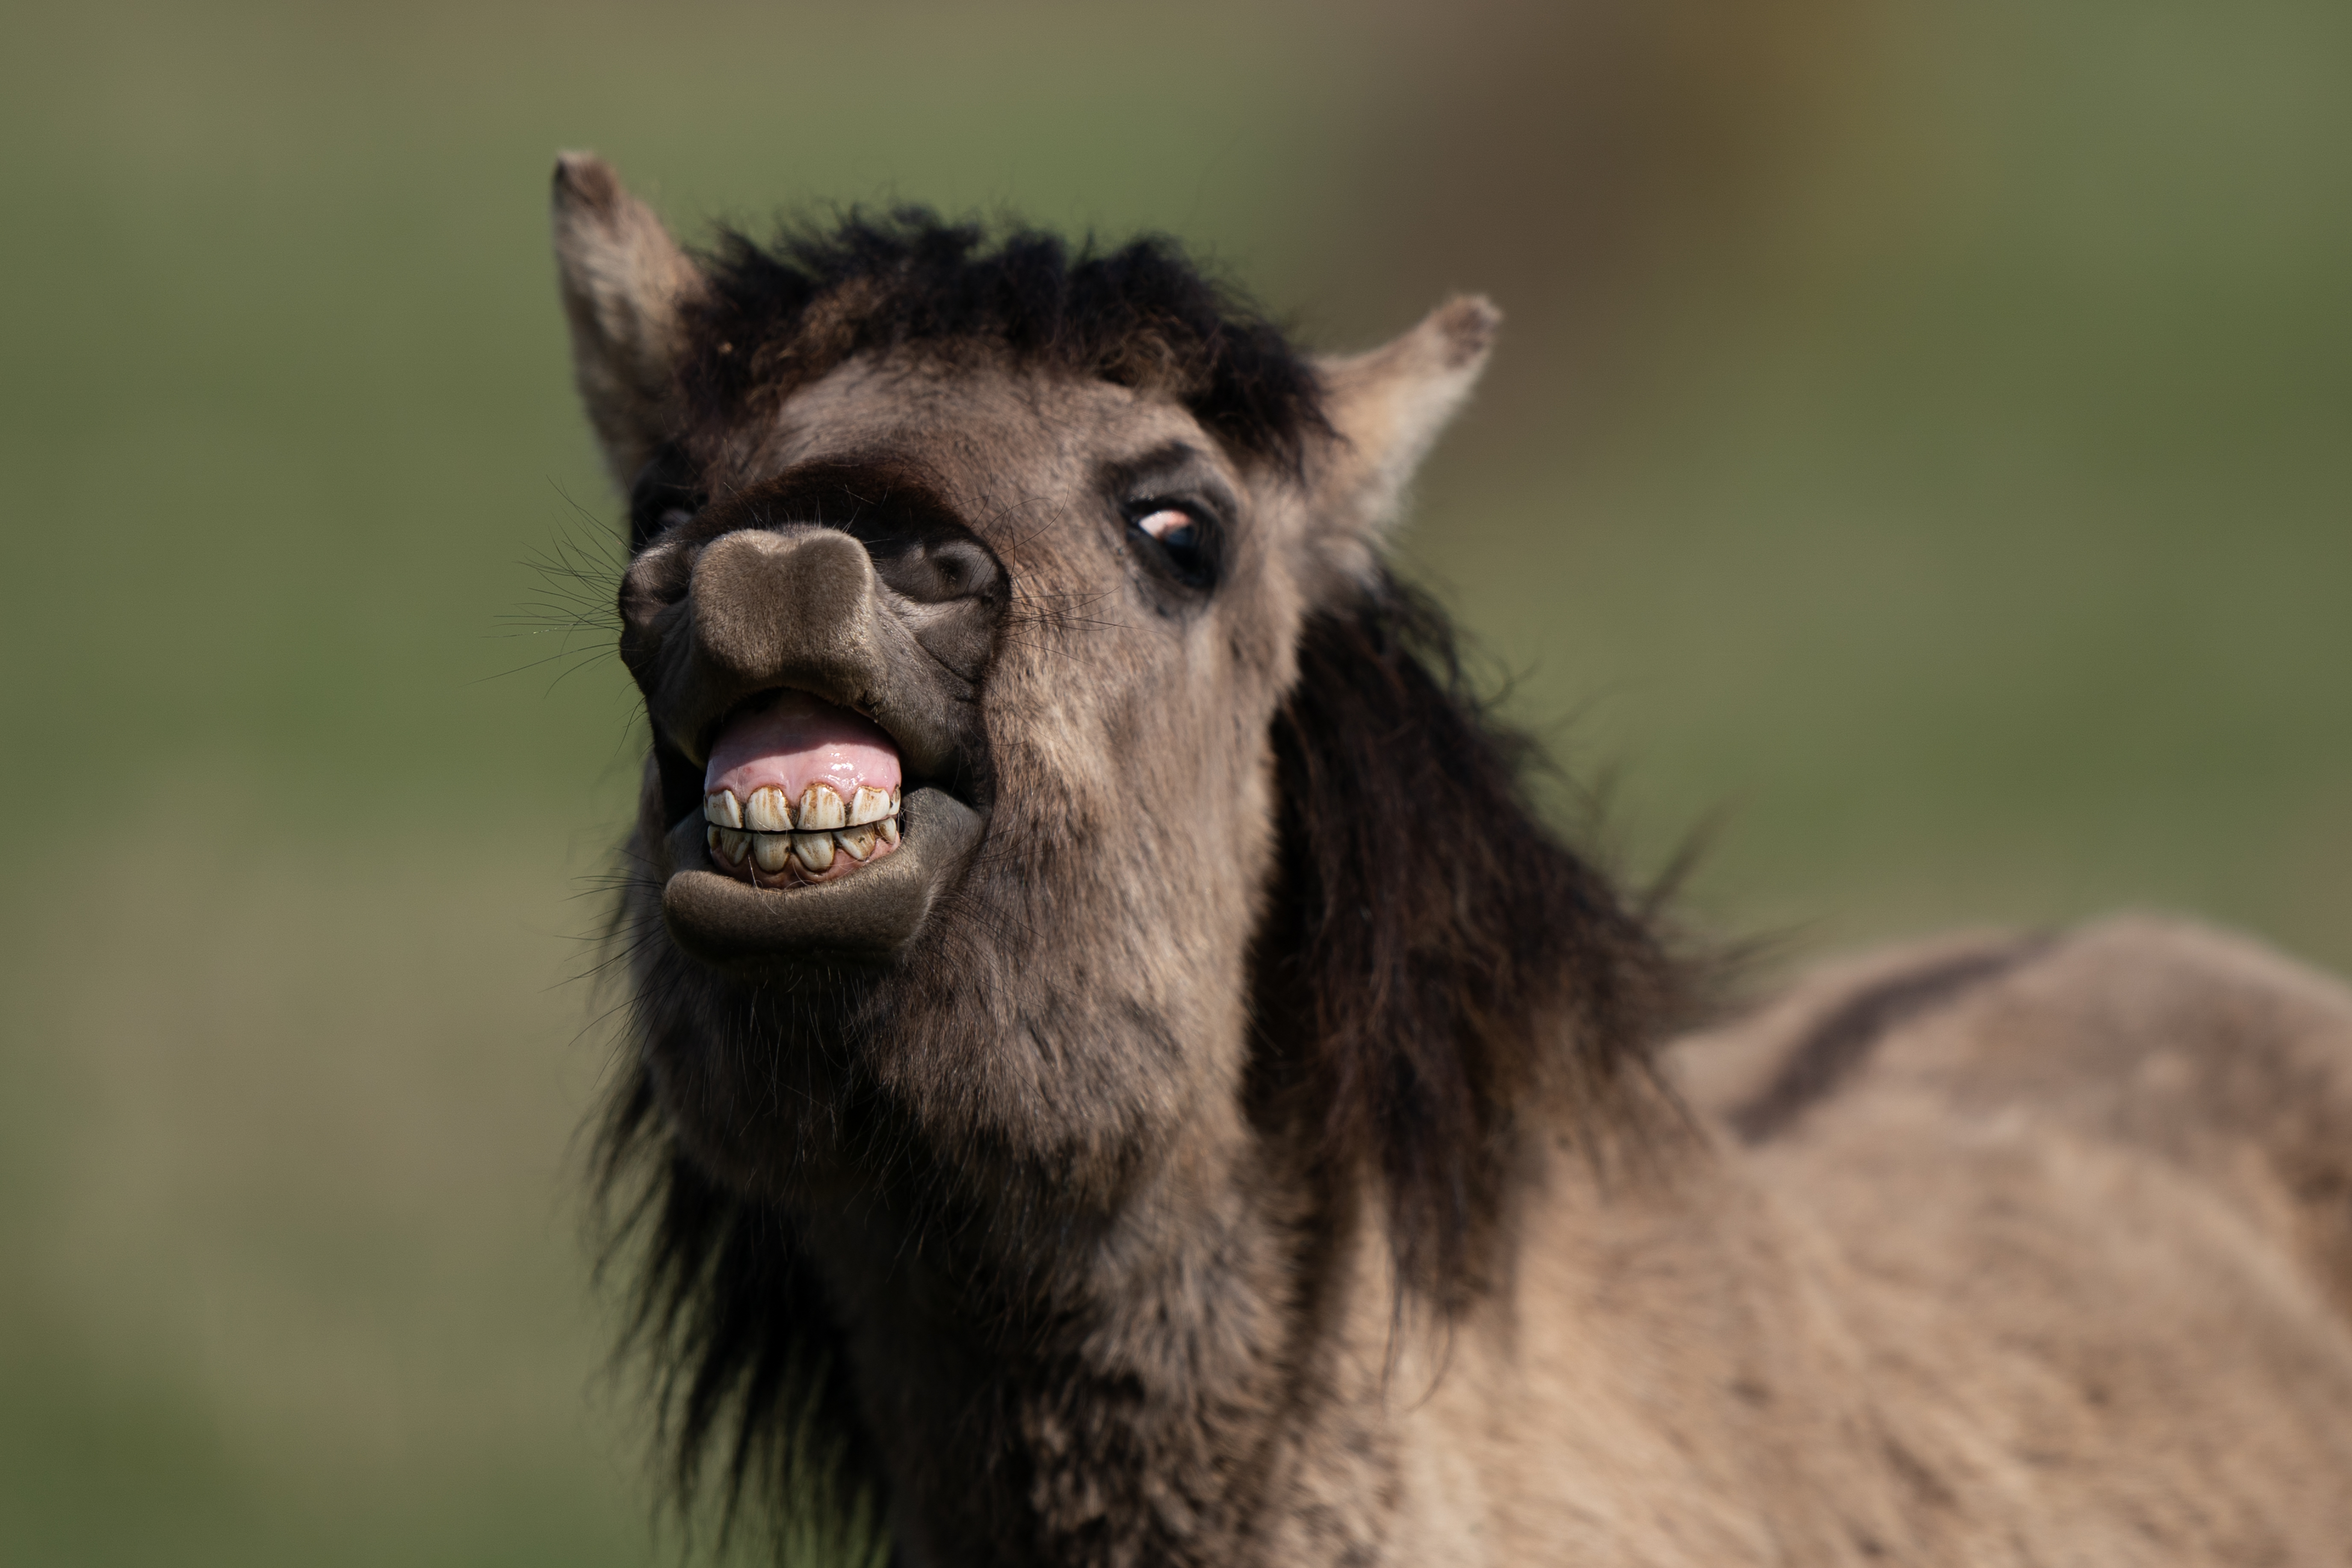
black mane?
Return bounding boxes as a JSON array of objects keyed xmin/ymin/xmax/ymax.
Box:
[
  {"xmin": 679, "ymin": 208, "xmax": 1328, "ymax": 472},
  {"xmin": 1253, "ymin": 576, "xmax": 1685, "ymax": 1311}
]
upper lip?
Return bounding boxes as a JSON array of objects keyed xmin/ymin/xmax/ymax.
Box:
[
  {"xmin": 681, "ymin": 682, "xmax": 961, "ymax": 824},
  {"xmin": 695, "ymin": 685, "xmax": 906, "ymax": 777}
]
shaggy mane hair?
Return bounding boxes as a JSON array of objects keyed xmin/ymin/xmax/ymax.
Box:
[
  {"xmin": 1253, "ymin": 579, "xmax": 1684, "ymax": 1312},
  {"xmin": 598, "ymin": 1080, "xmax": 880, "ymax": 1550},
  {"xmin": 678, "ymin": 208, "xmax": 1330, "ymax": 475}
]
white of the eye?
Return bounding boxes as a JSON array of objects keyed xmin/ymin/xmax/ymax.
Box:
[{"xmin": 1136, "ymin": 508, "xmax": 1193, "ymax": 542}]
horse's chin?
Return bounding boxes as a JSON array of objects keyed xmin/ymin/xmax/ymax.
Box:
[{"xmin": 659, "ymin": 785, "xmax": 985, "ymax": 972}]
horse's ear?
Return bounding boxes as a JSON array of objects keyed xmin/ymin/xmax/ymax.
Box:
[
  {"xmin": 552, "ymin": 153, "xmax": 705, "ymax": 487},
  {"xmin": 1302, "ymin": 295, "xmax": 1499, "ymax": 591}
]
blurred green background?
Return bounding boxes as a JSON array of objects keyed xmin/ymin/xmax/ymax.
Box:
[{"xmin": 2, "ymin": 0, "xmax": 2345, "ymax": 1561}]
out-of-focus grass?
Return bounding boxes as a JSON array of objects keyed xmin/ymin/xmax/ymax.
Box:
[
  {"xmin": 0, "ymin": 0, "xmax": 2344, "ymax": 1562},
  {"xmin": 0, "ymin": 790, "xmax": 645, "ymax": 1565},
  {"xmin": 1395, "ymin": 0, "xmax": 2352, "ymax": 964}
]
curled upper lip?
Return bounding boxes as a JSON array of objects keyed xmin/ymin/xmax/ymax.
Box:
[
  {"xmin": 675, "ymin": 677, "xmax": 974, "ymax": 827},
  {"xmin": 693, "ymin": 682, "xmax": 902, "ymax": 771}
]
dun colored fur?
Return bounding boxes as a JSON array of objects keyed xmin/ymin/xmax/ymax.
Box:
[{"xmin": 553, "ymin": 154, "xmax": 2352, "ymax": 1565}]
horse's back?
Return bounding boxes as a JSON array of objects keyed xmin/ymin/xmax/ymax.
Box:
[
  {"xmin": 1678, "ymin": 915, "xmax": 2352, "ymax": 1317},
  {"xmin": 1664, "ymin": 917, "xmax": 2352, "ymax": 1561}
]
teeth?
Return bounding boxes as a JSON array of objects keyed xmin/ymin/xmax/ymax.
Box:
[
  {"xmin": 744, "ymin": 786, "xmax": 795, "ymax": 833},
  {"xmin": 792, "ymin": 831, "xmax": 836, "ymax": 873},
  {"xmin": 797, "ymin": 783, "xmax": 847, "ymax": 831},
  {"xmin": 711, "ymin": 782, "xmax": 900, "ymax": 885}
]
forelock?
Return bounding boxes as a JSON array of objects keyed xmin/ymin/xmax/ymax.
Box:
[{"xmin": 678, "ymin": 208, "xmax": 1328, "ymax": 472}]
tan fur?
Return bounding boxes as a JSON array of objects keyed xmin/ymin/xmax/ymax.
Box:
[
  {"xmin": 559, "ymin": 163, "xmax": 2352, "ymax": 1565},
  {"xmin": 1306, "ymin": 295, "xmax": 1499, "ymax": 594},
  {"xmin": 1650, "ymin": 918, "xmax": 2352, "ymax": 1563},
  {"xmin": 1209, "ymin": 919, "xmax": 2352, "ymax": 1564},
  {"xmin": 552, "ymin": 151, "xmax": 704, "ymax": 485}
]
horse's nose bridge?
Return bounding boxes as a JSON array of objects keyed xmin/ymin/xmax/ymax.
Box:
[{"xmin": 689, "ymin": 525, "xmax": 884, "ymax": 690}]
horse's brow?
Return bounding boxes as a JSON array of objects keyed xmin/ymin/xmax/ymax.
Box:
[
  {"xmin": 1105, "ymin": 440, "xmax": 1207, "ymax": 481},
  {"xmin": 730, "ymin": 456, "xmax": 964, "ymax": 528},
  {"xmin": 1101, "ymin": 442, "xmax": 1235, "ymax": 509}
]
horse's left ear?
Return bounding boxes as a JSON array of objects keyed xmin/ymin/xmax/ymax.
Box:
[
  {"xmin": 552, "ymin": 152, "xmax": 706, "ymax": 489},
  {"xmin": 1301, "ymin": 295, "xmax": 1499, "ymax": 590}
]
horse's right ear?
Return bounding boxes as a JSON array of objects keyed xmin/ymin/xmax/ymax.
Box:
[
  {"xmin": 552, "ymin": 153, "xmax": 705, "ymax": 487},
  {"xmin": 1297, "ymin": 295, "xmax": 1499, "ymax": 598}
]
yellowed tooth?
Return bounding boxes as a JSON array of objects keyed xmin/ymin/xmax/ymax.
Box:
[
  {"xmin": 797, "ymin": 783, "xmax": 846, "ymax": 831},
  {"xmin": 834, "ymin": 825, "xmax": 877, "ymax": 862},
  {"xmin": 847, "ymin": 785, "xmax": 892, "ymax": 826},
  {"xmin": 744, "ymin": 786, "xmax": 794, "ymax": 833},
  {"xmin": 889, "ymin": 786, "xmax": 901, "ymax": 814},
  {"xmin": 703, "ymin": 789, "xmax": 743, "ymax": 829},
  {"xmin": 708, "ymin": 826, "xmax": 751, "ymax": 866},
  {"xmin": 876, "ymin": 816, "xmax": 900, "ymax": 849},
  {"xmin": 751, "ymin": 832, "xmax": 794, "ymax": 874},
  {"xmin": 791, "ymin": 831, "xmax": 836, "ymax": 873}
]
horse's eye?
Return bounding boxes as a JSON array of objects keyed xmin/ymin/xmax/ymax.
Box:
[
  {"xmin": 1134, "ymin": 507, "xmax": 1198, "ymax": 552},
  {"xmin": 1122, "ymin": 497, "xmax": 1219, "ymax": 591}
]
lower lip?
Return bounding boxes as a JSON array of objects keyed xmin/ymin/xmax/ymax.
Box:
[{"xmin": 660, "ymin": 786, "xmax": 986, "ymax": 965}]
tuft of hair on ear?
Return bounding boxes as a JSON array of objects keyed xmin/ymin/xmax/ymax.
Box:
[
  {"xmin": 1250, "ymin": 572, "xmax": 1690, "ymax": 1314},
  {"xmin": 593, "ymin": 1070, "xmax": 889, "ymax": 1566},
  {"xmin": 552, "ymin": 151, "xmax": 706, "ymax": 487}
]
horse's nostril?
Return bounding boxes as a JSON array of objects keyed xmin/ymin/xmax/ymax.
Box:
[
  {"xmin": 912, "ymin": 537, "xmax": 1002, "ymax": 604},
  {"xmin": 618, "ymin": 538, "xmax": 694, "ymax": 636}
]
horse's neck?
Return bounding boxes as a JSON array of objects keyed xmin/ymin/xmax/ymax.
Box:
[{"xmin": 805, "ymin": 1131, "xmax": 1359, "ymax": 1568}]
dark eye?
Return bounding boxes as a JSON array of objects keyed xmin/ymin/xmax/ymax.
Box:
[
  {"xmin": 1133, "ymin": 505, "xmax": 1195, "ymax": 546},
  {"xmin": 1127, "ymin": 502, "xmax": 1215, "ymax": 588}
]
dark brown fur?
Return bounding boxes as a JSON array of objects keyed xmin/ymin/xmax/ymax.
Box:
[
  {"xmin": 1725, "ymin": 937, "xmax": 2051, "ymax": 1145},
  {"xmin": 680, "ymin": 210, "xmax": 1329, "ymax": 473},
  {"xmin": 1254, "ymin": 587, "xmax": 1680, "ymax": 1309}
]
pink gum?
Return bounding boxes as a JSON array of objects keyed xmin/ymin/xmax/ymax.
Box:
[{"xmin": 703, "ymin": 692, "xmax": 902, "ymax": 804}]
